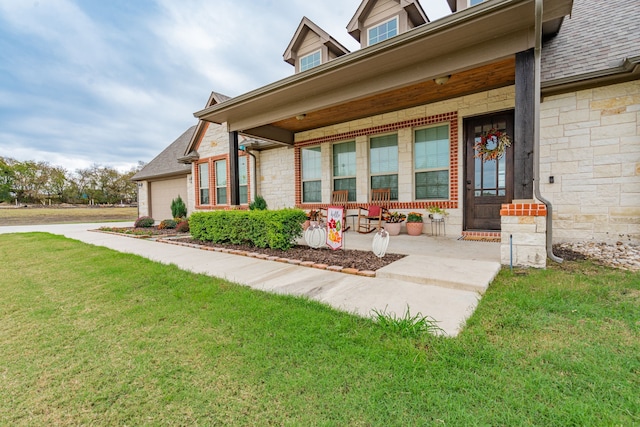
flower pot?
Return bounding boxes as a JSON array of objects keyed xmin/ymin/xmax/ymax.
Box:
[
  {"xmin": 405, "ymin": 222, "xmax": 423, "ymax": 236},
  {"xmin": 384, "ymin": 222, "xmax": 401, "ymax": 236},
  {"xmin": 303, "ymin": 220, "xmax": 310, "ymax": 230},
  {"xmin": 432, "ymin": 213, "xmax": 444, "ymax": 220}
]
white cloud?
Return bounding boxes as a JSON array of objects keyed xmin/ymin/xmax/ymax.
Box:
[{"xmin": 0, "ymin": 0, "xmax": 452, "ymax": 172}]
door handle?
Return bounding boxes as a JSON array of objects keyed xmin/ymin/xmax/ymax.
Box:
[{"xmin": 466, "ymin": 180, "xmax": 471, "ymax": 184}]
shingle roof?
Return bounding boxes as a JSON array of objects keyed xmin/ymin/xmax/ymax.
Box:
[
  {"xmin": 542, "ymin": 0, "xmax": 640, "ymax": 82},
  {"xmin": 131, "ymin": 126, "xmax": 196, "ymax": 181}
]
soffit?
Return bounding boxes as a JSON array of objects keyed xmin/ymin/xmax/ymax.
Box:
[{"xmin": 195, "ymin": 0, "xmax": 572, "ymax": 142}]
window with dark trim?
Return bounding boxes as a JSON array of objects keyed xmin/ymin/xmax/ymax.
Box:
[
  {"xmin": 332, "ymin": 141, "xmax": 356, "ymax": 201},
  {"xmin": 415, "ymin": 124, "xmax": 450, "ymax": 199},
  {"xmin": 369, "ymin": 134, "xmax": 398, "ymax": 200},
  {"xmin": 301, "ymin": 146, "xmax": 322, "ymax": 203}
]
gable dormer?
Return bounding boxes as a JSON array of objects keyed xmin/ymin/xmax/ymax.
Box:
[
  {"xmin": 347, "ymin": 0, "xmax": 428, "ymax": 48},
  {"xmin": 283, "ymin": 17, "xmax": 350, "ymax": 74}
]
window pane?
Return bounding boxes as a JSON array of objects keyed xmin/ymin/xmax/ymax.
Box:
[
  {"xmin": 416, "ymin": 171, "xmax": 449, "ymax": 199},
  {"xmin": 198, "ymin": 163, "xmax": 209, "ymax": 189},
  {"xmin": 371, "ymin": 174, "xmax": 398, "ymax": 200},
  {"xmin": 215, "ymin": 160, "xmax": 227, "ymax": 185},
  {"xmin": 370, "ymin": 134, "xmax": 398, "ymax": 174},
  {"xmin": 369, "ymin": 18, "xmax": 398, "ymax": 45},
  {"xmin": 239, "ymin": 156, "xmax": 248, "ymax": 185},
  {"xmin": 303, "ymin": 180, "xmax": 321, "ymax": 203},
  {"xmin": 240, "ymin": 186, "xmax": 248, "ymax": 205},
  {"xmin": 415, "ymin": 125, "xmax": 449, "ymax": 170},
  {"xmin": 302, "ymin": 147, "xmax": 321, "ymax": 180},
  {"xmin": 200, "ymin": 189, "xmax": 209, "ymax": 205},
  {"xmin": 333, "ymin": 141, "xmax": 356, "ymax": 177},
  {"xmin": 217, "ymin": 187, "xmax": 227, "ymax": 205},
  {"xmin": 300, "ymin": 51, "xmax": 321, "ymax": 72},
  {"xmin": 198, "ymin": 162, "xmax": 209, "ymax": 205},
  {"xmin": 334, "ymin": 178, "xmax": 356, "ymax": 202}
]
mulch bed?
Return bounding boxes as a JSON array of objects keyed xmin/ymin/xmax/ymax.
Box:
[
  {"xmin": 173, "ymin": 238, "xmax": 406, "ymax": 272},
  {"xmin": 95, "ymin": 226, "xmax": 405, "ymax": 271}
]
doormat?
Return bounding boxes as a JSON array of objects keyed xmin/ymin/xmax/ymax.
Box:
[{"xmin": 458, "ymin": 234, "xmax": 501, "ymax": 243}]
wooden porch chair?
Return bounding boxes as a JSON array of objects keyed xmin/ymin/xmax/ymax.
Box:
[
  {"xmin": 320, "ymin": 190, "xmax": 350, "ymax": 230},
  {"xmin": 356, "ymin": 188, "xmax": 391, "ymax": 233}
]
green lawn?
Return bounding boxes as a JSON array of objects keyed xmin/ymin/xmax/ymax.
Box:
[{"xmin": 1, "ymin": 233, "xmax": 638, "ymax": 426}]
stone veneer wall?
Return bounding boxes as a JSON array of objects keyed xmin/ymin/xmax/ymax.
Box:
[
  {"xmin": 258, "ymin": 147, "xmax": 296, "ymax": 209},
  {"xmin": 500, "ymin": 201, "xmax": 548, "ymax": 268},
  {"xmin": 539, "ymin": 80, "xmax": 640, "ymax": 244}
]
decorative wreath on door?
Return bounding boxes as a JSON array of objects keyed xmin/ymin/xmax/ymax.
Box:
[{"xmin": 474, "ymin": 128, "xmax": 512, "ymax": 162}]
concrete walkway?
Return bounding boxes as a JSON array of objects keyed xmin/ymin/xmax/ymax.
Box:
[{"xmin": 0, "ymin": 223, "xmax": 502, "ymax": 336}]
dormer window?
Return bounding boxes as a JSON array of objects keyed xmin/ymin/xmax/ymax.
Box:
[
  {"xmin": 300, "ymin": 50, "xmax": 322, "ymax": 72},
  {"xmin": 368, "ymin": 16, "xmax": 398, "ymax": 46}
]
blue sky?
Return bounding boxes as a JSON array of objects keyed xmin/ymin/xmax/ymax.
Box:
[{"xmin": 0, "ymin": 0, "xmax": 451, "ymax": 172}]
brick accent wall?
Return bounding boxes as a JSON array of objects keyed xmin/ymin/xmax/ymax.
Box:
[{"xmin": 540, "ymin": 80, "xmax": 640, "ymax": 244}]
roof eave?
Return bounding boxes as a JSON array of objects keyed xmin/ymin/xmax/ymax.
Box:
[
  {"xmin": 195, "ymin": 0, "xmax": 572, "ymax": 129},
  {"xmin": 542, "ymin": 56, "xmax": 640, "ymax": 97}
]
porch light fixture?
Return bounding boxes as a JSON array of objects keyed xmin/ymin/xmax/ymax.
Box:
[
  {"xmin": 434, "ymin": 75, "xmax": 451, "ymax": 85},
  {"xmin": 296, "ymin": 113, "xmax": 307, "ymax": 120}
]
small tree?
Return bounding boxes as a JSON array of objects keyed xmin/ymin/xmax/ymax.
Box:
[
  {"xmin": 171, "ymin": 195, "xmax": 187, "ymax": 219},
  {"xmin": 249, "ymin": 195, "xmax": 267, "ymax": 210}
]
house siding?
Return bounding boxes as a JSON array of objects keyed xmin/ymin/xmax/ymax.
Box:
[
  {"xmin": 540, "ymin": 80, "xmax": 640, "ymax": 244},
  {"xmin": 298, "ymin": 31, "xmax": 321, "ymax": 58}
]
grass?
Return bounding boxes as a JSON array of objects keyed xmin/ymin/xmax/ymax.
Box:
[
  {"xmin": 1, "ymin": 233, "xmax": 639, "ymax": 425},
  {"xmin": 0, "ymin": 206, "xmax": 137, "ymax": 225}
]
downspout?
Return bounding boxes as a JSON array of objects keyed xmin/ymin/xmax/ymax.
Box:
[{"xmin": 533, "ymin": 0, "xmax": 563, "ymax": 263}]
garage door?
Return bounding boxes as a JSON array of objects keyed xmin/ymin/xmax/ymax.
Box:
[{"xmin": 150, "ymin": 177, "xmax": 188, "ymax": 220}]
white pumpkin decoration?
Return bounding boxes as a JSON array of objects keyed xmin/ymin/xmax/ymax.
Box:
[
  {"xmin": 372, "ymin": 228, "xmax": 390, "ymax": 258},
  {"xmin": 304, "ymin": 224, "xmax": 327, "ymax": 249}
]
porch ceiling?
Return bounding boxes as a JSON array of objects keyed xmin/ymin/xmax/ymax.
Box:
[
  {"xmin": 272, "ymin": 58, "xmax": 516, "ymax": 134},
  {"xmin": 195, "ymin": 0, "xmax": 573, "ymax": 145}
]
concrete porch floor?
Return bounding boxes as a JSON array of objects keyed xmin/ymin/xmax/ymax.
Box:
[{"xmin": 0, "ymin": 223, "xmax": 502, "ymax": 336}]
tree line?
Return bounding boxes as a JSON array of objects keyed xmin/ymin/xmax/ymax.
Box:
[{"xmin": 0, "ymin": 157, "xmax": 144, "ymax": 205}]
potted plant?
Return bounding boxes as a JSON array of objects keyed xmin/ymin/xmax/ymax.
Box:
[
  {"xmin": 405, "ymin": 212, "xmax": 424, "ymax": 236},
  {"xmin": 382, "ymin": 211, "xmax": 406, "ymax": 236},
  {"xmin": 427, "ymin": 206, "xmax": 448, "ymax": 221},
  {"xmin": 304, "ymin": 209, "xmax": 321, "ymax": 229}
]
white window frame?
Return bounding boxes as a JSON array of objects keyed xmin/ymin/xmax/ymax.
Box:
[
  {"xmin": 367, "ymin": 16, "xmax": 399, "ymax": 46},
  {"xmin": 299, "ymin": 49, "xmax": 322, "ymax": 72},
  {"xmin": 414, "ymin": 124, "xmax": 450, "ymax": 200}
]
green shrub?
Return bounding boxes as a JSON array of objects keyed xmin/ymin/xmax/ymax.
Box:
[
  {"xmin": 134, "ymin": 216, "xmax": 155, "ymax": 228},
  {"xmin": 158, "ymin": 219, "xmax": 177, "ymax": 230},
  {"xmin": 176, "ymin": 220, "xmax": 189, "ymax": 233},
  {"xmin": 249, "ymin": 195, "xmax": 268, "ymax": 210},
  {"xmin": 189, "ymin": 208, "xmax": 307, "ymax": 250},
  {"xmin": 171, "ymin": 195, "xmax": 187, "ymax": 219}
]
